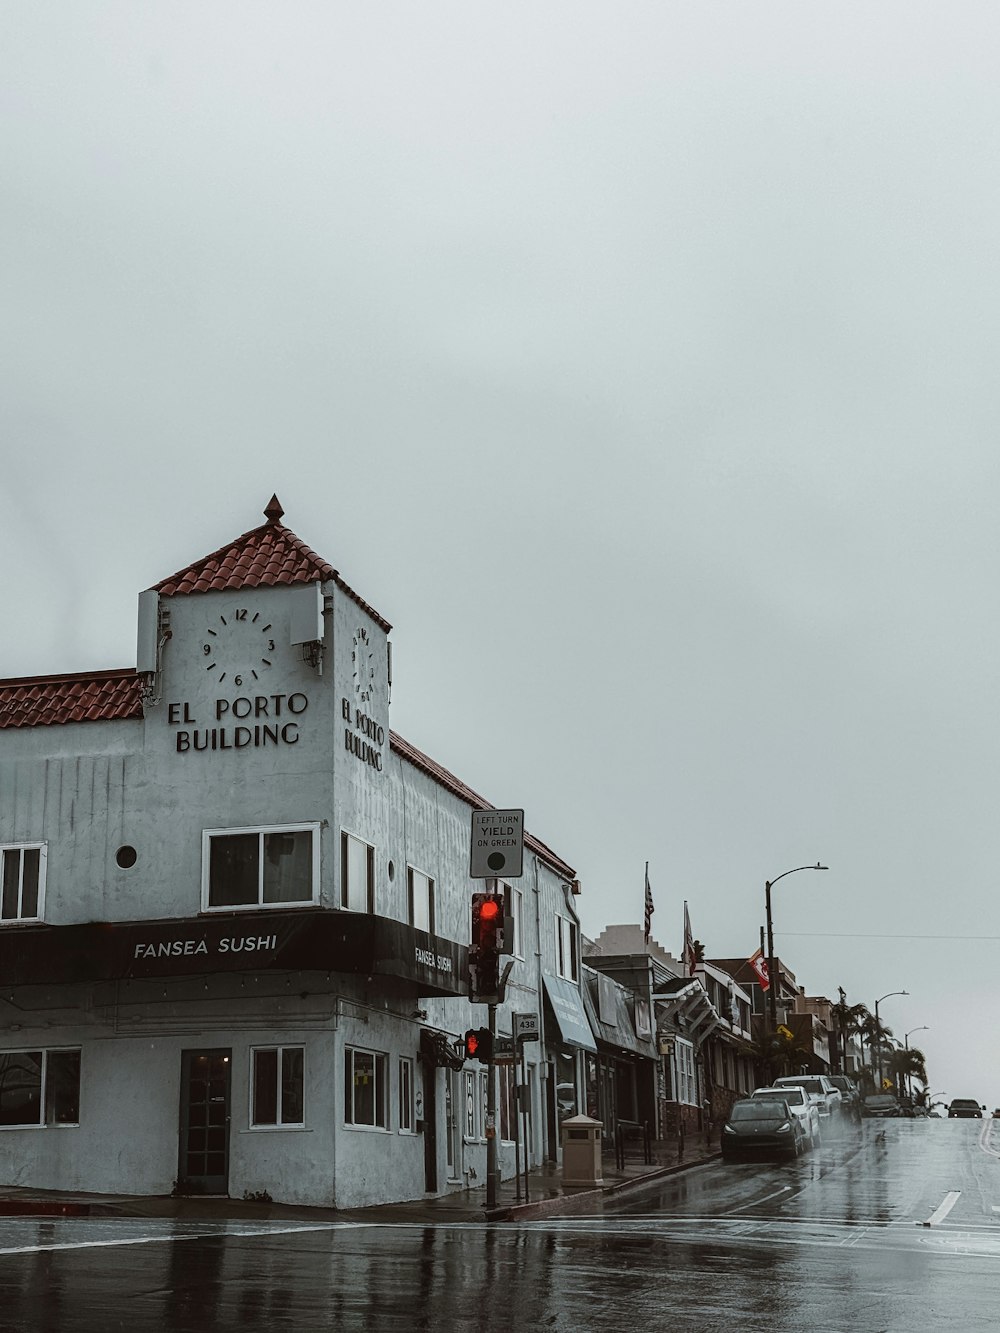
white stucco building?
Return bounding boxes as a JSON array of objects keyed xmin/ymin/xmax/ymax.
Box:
[{"xmin": 0, "ymin": 497, "xmax": 592, "ymax": 1208}]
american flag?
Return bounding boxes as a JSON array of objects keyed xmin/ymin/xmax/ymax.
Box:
[{"xmin": 643, "ymin": 863, "xmax": 654, "ymax": 942}]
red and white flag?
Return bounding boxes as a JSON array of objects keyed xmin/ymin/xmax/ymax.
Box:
[
  {"xmin": 748, "ymin": 947, "xmax": 770, "ymax": 992},
  {"xmin": 643, "ymin": 863, "xmax": 654, "ymax": 943}
]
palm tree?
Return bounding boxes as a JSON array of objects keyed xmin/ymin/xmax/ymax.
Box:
[
  {"xmin": 860, "ymin": 1013, "xmax": 894, "ymax": 1091},
  {"xmin": 830, "ymin": 996, "xmax": 870, "ymax": 1073},
  {"xmin": 751, "ymin": 1027, "xmax": 811, "ymax": 1085},
  {"xmin": 887, "ymin": 1046, "xmax": 927, "ymax": 1101}
]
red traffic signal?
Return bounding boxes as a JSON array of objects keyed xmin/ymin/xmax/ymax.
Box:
[{"xmin": 464, "ymin": 1028, "xmax": 493, "ymax": 1063}]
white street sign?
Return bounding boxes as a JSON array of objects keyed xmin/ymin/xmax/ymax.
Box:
[
  {"xmin": 513, "ymin": 1012, "xmax": 539, "ymax": 1042},
  {"xmin": 470, "ymin": 808, "xmax": 524, "ymax": 879}
]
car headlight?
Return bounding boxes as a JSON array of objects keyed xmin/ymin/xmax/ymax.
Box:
[
  {"xmin": 777, "ymin": 1122, "xmax": 792, "ymax": 1133},
  {"xmin": 723, "ymin": 1124, "xmax": 737, "ymax": 1134}
]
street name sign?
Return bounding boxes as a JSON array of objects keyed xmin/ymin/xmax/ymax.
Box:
[{"xmin": 470, "ymin": 808, "xmax": 524, "ymax": 879}]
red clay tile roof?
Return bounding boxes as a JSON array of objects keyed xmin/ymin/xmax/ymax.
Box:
[
  {"xmin": 153, "ymin": 496, "xmax": 391, "ymax": 633},
  {"xmin": 389, "ymin": 730, "xmax": 577, "ymax": 881},
  {"xmin": 0, "ymin": 669, "xmax": 144, "ymax": 730}
]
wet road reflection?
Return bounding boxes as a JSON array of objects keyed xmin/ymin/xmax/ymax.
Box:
[{"xmin": 0, "ymin": 1121, "xmax": 995, "ymax": 1331}]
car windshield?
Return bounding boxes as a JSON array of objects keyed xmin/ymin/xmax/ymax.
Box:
[
  {"xmin": 756, "ymin": 1089, "xmax": 805, "ymax": 1106},
  {"xmin": 866, "ymin": 1096, "xmax": 895, "ymax": 1107},
  {"xmin": 730, "ymin": 1102, "xmax": 787, "ymax": 1122},
  {"xmin": 951, "ymin": 1100, "xmax": 979, "ymax": 1108}
]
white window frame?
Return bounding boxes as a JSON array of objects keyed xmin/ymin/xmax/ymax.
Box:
[
  {"xmin": 341, "ymin": 831, "xmax": 375, "ymax": 914},
  {"xmin": 344, "ymin": 1046, "xmax": 388, "ymax": 1130},
  {"xmin": 674, "ymin": 1037, "xmax": 697, "ymax": 1107},
  {"xmin": 0, "ymin": 843, "xmax": 46, "ymax": 925},
  {"xmin": 201, "ymin": 823, "xmax": 320, "ymax": 912},
  {"xmin": 509, "ymin": 884, "xmax": 523, "ymax": 958},
  {"xmin": 398, "ymin": 1056, "xmax": 415, "ymax": 1134},
  {"xmin": 406, "ymin": 865, "xmax": 435, "ymax": 934},
  {"xmin": 0, "ymin": 1047, "xmax": 80, "ymax": 1128},
  {"xmin": 556, "ymin": 913, "xmax": 579, "ymax": 983},
  {"xmin": 498, "ymin": 1063, "xmax": 517, "ymax": 1144},
  {"xmin": 250, "ymin": 1044, "xmax": 305, "ymax": 1129},
  {"xmin": 479, "ymin": 1070, "xmax": 489, "ymax": 1143},
  {"xmin": 464, "ymin": 1069, "xmax": 479, "ymax": 1141}
]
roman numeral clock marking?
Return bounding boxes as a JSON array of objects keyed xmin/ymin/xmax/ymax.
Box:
[{"xmin": 201, "ymin": 609, "xmax": 276, "ymax": 687}]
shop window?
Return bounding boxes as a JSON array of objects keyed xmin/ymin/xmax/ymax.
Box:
[
  {"xmin": 498, "ymin": 1064, "xmax": 517, "ymax": 1143},
  {"xmin": 398, "ymin": 1057, "xmax": 415, "ymax": 1133},
  {"xmin": 464, "ymin": 1070, "xmax": 479, "ymax": 1139},
  {"xmin": 0, "ymin": 844, "xmax": 45, "ymax": 923},
  {"xmin": 407, "ymin": 866, "xmax": 434, "ymax": 933},
  {"xmin": 204, "ymin": 825, "xmax": 317, "ymax": 910},
  {"xmin": 251, "ymin": 1046, "xmax": 304, "ymax": 1126},
  {"xmin": 341, "ymin": 832, "xmax": 375, "ymax": 914},
  {"xmin": 0, "ymin": 1049, "xmax": 80, "ymax": 1126},
  {"xmin": 556, "ymin": 914, "xmax": 579, "ymax": 982},
  {"xmin": 344, "ymin": 1047, "xmax": 387, "ymax": 1128}
]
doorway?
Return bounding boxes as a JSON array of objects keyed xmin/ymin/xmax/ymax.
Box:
[{"xmin": 177, "ymin": 1049, "xmax": 232, "ymax": 1195}]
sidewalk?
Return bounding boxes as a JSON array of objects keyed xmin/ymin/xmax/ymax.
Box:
[{"xmin": 0, "ymin": 1131, "xmax": 720, "ymax": 1228}]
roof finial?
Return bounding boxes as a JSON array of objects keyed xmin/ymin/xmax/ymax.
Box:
[{"xmin": 264, "ymin": 494, "xmax": 284, "ymax": 524}]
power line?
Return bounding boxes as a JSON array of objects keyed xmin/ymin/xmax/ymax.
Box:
[{"xmin": 778, "ymin": 931, "xmax": 999, "ymax": 940}]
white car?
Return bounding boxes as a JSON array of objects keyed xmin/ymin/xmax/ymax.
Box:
[
  {"xmin": 772, "ymin": 1074, "xmax": 843, "ymax": 1123},
  {"xmin": 750, "ymin": 1086, "xmax": 821, "ymax": 1147}
]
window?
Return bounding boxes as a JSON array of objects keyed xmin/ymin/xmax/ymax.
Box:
[
  {"xmin": 407, "ymin": 866, "xmax": 434, "ymax": 933},
  {"xmin": 0, "ymin": 1049, "xmax": 80, "ymax": 1126},
  {"xmin": 674, "ymin": 1038, "xmax": 696, "ymax": 1106},
  {"xmin": 204, "ymin": 825, "xmax": 317, "ymax": 910},
  {"xmin": 556, "ymin": 914, "xmax": 579, "ymax": 982},
  {"xmin": 509, "ymin": 885, "xmax": 523, "ymax": 957},
  {"xmin": 344, "ymin": 1047, "xmax": 387, "ymax": 1128},
  {"xmin": 341, "ymin": 832, "xmax": 375, "ymax": 913},
  {"xmin": 1, "ymin": 845, "xmax": 45, "ymax": 923},
  {"xmin": 251, "ymin": 1046, "xmax": 304, "ymax": 1126},
  {"xmin": 398, "ymin": 1057, "xmax": 415, "ymax": 1133},
  {"xmin": 498, "ymin": 1064, "xmax": 517, "ymax": 1143},
  {"xmin": 464, "ymin": 1070, "xmax": 478, "ymax": 1139}
]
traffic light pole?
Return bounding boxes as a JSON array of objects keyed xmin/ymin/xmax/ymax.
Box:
[{"xmin": 486, "ymin": 1001, "xmax": 498, "ymax": 1210}]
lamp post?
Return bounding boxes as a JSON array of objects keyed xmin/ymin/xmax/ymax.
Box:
[
  {"xmin": 904, "ymin": 1026, "xmax": 928, "ymax": 1101},
  {"xmin": 874, "ymin": 990, "xmax": 908, "ymax": 1089},
  {"xmin": 765, "ymin": 863, "xmax": 828, "ymax": 1034}
]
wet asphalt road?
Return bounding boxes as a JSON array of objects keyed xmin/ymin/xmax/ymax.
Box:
[{"xmin": 0, "ymin": 1118, "xmax": 996, "ymax": 1332}]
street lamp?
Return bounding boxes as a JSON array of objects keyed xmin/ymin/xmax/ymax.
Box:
[
  {"xmin": 874, "ymin": 990, "xmax": 908, "ymax": 1089},
  {"xmin": 765, "ymin": 864, "xmax": 828, "ymax": 1033},
  {"xmin": 904, "ymin": 1027, "xmax": 929, "ymax": 1101}
]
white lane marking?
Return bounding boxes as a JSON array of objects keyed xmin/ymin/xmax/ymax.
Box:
[
  {"xmin": 979, "ymin": 1119, "xmax": 1000, "ymax": 1159},
  {"xmin": 0, "ymin": 1222, "xmax": 362, "ymax": 1257},
  {"xmin": 724, "ymin": 1184, "xmax": 793, "ymax": 1213},
  {"xmin": 920, "ymin": 1191, "xmax": 961, "ymax": 1227}
]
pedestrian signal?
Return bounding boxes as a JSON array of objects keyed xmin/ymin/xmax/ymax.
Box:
[{"xmin": 464, "ymin": 1028, "xmax": 493, "ymax": 1063}]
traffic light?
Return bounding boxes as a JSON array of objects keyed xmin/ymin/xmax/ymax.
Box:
[
  {"xmin": 463, "ymin": 1027, "xmax": 493, "ymax": 1063},
  {"xmin": 469, "ymin": 892, "xmax": 503, "ymax": 1002}
]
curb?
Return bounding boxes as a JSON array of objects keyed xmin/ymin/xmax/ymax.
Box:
[{"xmin": 486, "ymin": 1151, "xmax": 721, "ymax": 1222}]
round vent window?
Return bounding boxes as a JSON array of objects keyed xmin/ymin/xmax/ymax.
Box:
[{"xmin": 116, "ymin": 846, "xmax": 138, "ymax": 869}]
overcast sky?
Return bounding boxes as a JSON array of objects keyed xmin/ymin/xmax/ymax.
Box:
[{"xmin": 4, "ymin": 3, "xmax": 1000, "ymax": 1111}]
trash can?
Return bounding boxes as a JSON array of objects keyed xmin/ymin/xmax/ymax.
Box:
[{"xmin": 560, "ymin": 1114, "xmax": 604, "ymax": 1187}]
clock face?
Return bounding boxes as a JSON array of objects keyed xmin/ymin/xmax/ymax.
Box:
[
  {"xmin": 201, "ymin": 607, "xmax": 276, "ymax": 687},
  {"xmin": 352, "ymin": 626, "xmax": 374, "ymax": 704}
]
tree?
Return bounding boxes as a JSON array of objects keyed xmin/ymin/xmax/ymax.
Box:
[
  {"xmin": 830, "ymin": 996, "xmax": 870, "ymax": 1073},
  {"xmin": 750, "ymin": 1026, "xmax": 811, "ymax": 1085},
  {"xmin": 860, "ymin": 1013, "xmax": 894, "ymax": 1089},
  {"xmin": 887, "ymin": 1046, "xmax": 927, "ymax": 1101}
]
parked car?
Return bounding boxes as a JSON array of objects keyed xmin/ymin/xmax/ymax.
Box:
[
  {"xmin": 750, "ymin": 1086, "xmax": 821, "ymax": 1147},
  {"xmin": 721, "ymin": 1098, "xmax": 805, "ymax": 1160},
  {"xmin": 827, "ymin": 1075, "xmax": 863, "ymax": 1124},
  {"xmin": 947, "ymin": 1099, "xmax": 985, "ymax": 1118},
  {"xmin": 863, "ymin": 1093, "xmax": 900, "ymax": 1118},
  {"xmin": 772, "ymin": 1074, "xmax": 842, "ymax": 1122}
]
